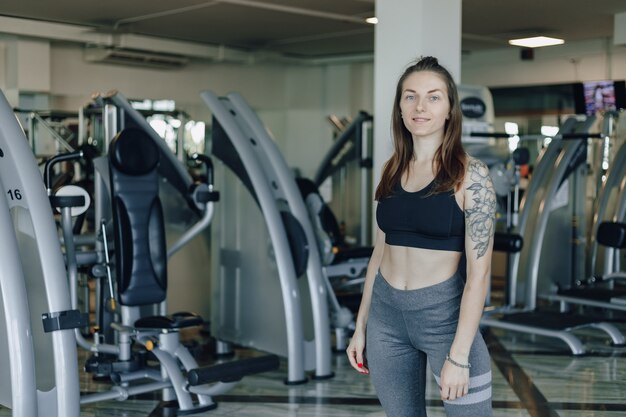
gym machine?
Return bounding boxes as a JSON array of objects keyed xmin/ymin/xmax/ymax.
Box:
[
  {"xmin": 309, "ymin": 113, "xmax": 375, "ymax": 310},
  {"xmin": 479, "ymin": 116, "xmax": 625, "ymax": 355},
  {"xmin": 200, "ymin": 91, "xmax": 336, "ymax": 384},
  {"xmin": 314, "ymin": 111, "xmax": 374, "ymax": 248},
  {"xmin": 542, "ymin": 111, "xmax": 626, "ymax": 311},
  {"xmin": 0, "ymin": 88, "xmax": 278, "ymax": 416}
]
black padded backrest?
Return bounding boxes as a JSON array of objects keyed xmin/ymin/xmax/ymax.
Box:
[{"xmin": 109, "ymin": 128, "xmax": 167, "ymax": 306}]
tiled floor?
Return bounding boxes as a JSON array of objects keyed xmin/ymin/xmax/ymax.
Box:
[{"xmin": 2, "ymin": 321, "xmax": 626, "ymax": 416}]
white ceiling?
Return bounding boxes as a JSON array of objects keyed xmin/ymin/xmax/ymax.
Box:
[{"xmin": 0, "ymin": 0, "xmax": 625, "ymax": 58}]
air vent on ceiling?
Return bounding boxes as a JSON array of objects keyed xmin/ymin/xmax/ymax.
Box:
[{"xmin": 83, "ymin": 46, "xmax": 189, "ymax": 69}]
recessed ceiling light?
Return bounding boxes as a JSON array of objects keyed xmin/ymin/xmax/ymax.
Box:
[
  {"xmin": 365, "ymin": 17, "xmax": 378, "ymax": 24},
  {"xmin": 508, "ymin": 36, "xmax": 564, "ymax": 48}
]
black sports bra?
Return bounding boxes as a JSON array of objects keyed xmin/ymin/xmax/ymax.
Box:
[{"xmin": 376, "ymin": 180, "xmax": 465, "ymax": 252}]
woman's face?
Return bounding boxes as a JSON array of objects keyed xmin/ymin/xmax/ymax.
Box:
[{"xmin": 399, "ymin": 70, "xmax": 450, "ymax": 140}]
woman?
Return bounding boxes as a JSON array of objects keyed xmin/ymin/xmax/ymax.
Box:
[{"xmin": 346, "ymin": 56, "xmax": 495, "ymax": 417}]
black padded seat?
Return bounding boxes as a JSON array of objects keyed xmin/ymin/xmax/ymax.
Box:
[
  {"xmin": 558, "ymin": 286, "xmax": 626, "ymax": 301},
  {"xmin": 296, "ymin": 176, "xmax": 372, "ymax": 264},
  {"xmin": 134, "ymin": 312, "xmax": 203, "ymax": 330},
  {"xmin": 296, "ymin": 178, "xmax": 345, "ymax": 247}
]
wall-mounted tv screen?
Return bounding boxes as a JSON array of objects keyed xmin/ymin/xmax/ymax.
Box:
[{"xmin": 575, "ymin": 80, "xmax": 626, "ymax": 115}]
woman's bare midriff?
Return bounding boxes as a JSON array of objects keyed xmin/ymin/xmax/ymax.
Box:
[{"xmin": 379, "ymin": 244, "xmax": 462, "ymax": 290}]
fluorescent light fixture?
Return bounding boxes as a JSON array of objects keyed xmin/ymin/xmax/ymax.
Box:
[
  {"xmin": 509, "ymin": 36, "xmax": 564, "ymax": 48},
  {"xmin": 541, "ymin": 125, "xmax": 559, "ymax": 148},
  {"xmin": 541, "ymin": 125, "xmax": 559, "ymax": 136},
  {"xmin": 504, "ymin": 122, "xmax": 519, "ymax": 135},
  {"xmin": 365, "ymin": 17, "xmax": 378, "ymax": 24}
]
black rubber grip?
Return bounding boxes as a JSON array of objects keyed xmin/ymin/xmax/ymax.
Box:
[
  {"xmin": 493, "ymin": 232, "xmax": 523, "ymax": 253},
  {"xmin": 597, "ymin": 221, "xmax": 626, "ymax": 249},
  {"xmin": 196, "ymin": 190, "xmax": 220, "ymax": 203},
  {"xmin": 469, "ymin": 132, "xmax": 512, "ymax": 138},
  {"xmin": 42, "ymin": 309, "xmax": 89, "ymax": 333},
  {"xmin": 50, "ymin": 195, "xmax": 85, "ymax": 208},
  {"xmin": 187, "ymin": 355, "xmax": 280, "ymax": 386}
]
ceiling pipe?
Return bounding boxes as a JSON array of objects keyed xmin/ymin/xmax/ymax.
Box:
[
  {"xmin": 114, "ymin": 0, "xmax": 370, "ymax": 29},
  {"xmin": 114, "ymin": 1, "xmax": 219, "ymax": 29},
  {"xmin": 215, "ymin": 0, "xmax": 369, "ymax": 25}
]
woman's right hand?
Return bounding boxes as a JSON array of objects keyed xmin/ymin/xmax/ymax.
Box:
[{"xmin": 346, "ymin": 328, "xmax": 369, "ymax": 374}]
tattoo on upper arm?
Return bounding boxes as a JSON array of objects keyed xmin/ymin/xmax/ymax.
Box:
[{"xmin": 465, "ymin": 159, "xmax": 496, "ymax": 259}]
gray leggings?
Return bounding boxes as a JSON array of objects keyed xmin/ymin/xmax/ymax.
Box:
[{"xmin": 366, "ymin": 271, "xmax": 492, "ymax": 417}]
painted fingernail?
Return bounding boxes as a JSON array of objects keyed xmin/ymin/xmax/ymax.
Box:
[{"xmin": 357, "ymin": 363, "xmax": 363, "ymax": 368}]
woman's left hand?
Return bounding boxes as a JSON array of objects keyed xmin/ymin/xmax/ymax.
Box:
[{"xmin": 439, "ymin": 360, "xmax": 469, "ymax": 401}]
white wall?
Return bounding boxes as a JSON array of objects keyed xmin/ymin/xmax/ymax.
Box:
[
  {"xmin": 39, "ymin": 43, "xmax": 373, "ymax": 178},
  {"xmin": 48, "ymin": 44, "xmax": 287, "ymax": 118},
  {"xmin": 462, "ymin": 39, "xmax": 626, "ymax": 86},
  {"xmin": 281, "ymin": 62, "xmax": 374, "ymax": 178}
]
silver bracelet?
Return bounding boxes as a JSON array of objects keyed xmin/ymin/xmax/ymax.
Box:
[{"xmin": 446, "ymin": 353, "xmax": 471, "ymax": 369}]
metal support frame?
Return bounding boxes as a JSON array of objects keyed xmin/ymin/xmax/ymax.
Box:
[{"xmin": 0, "ymin": 89, "xmax": 81, "ymax": 416}]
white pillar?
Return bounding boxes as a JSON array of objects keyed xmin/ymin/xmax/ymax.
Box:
[{"xmin": 372, "ymin": 0, "xmax": 462, "ymax": 227}]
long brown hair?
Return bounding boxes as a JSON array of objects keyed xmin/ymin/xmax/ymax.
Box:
[{"xmin": 375, "ymin": 56, "xmax": 465, "ymax": 200}]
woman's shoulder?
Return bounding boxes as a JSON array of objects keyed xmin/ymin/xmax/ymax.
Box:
[
  {"xmin": 464, "ymin": 154, "xmax": 488, "ymax": 171},
  {"xmin": 462, "ymin": 155, "xmax": 492, "ymax": 188}
]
